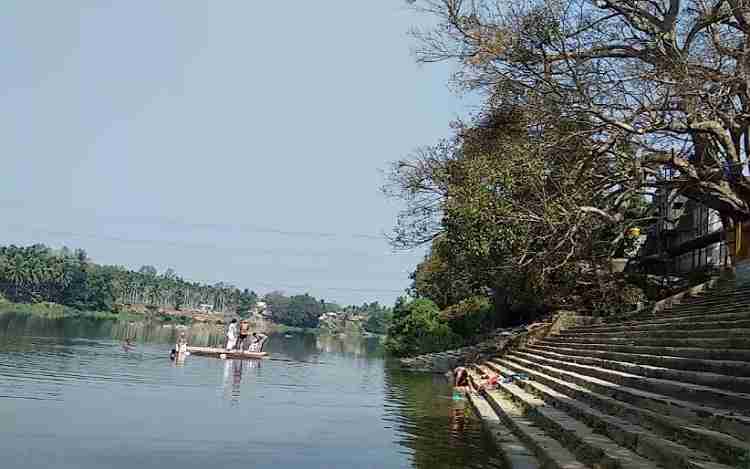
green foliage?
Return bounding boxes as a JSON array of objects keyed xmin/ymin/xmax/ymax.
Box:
[
  {"xmin": 410, "ymin": 238, "xmax": 477, "ymax": 309},
  {"xmin": 738, "ymin": 451, "xmax": 750, "ymax": 469},
  {"xmin": 385, "ymin": 298, "xmax": 461, "ymax": 357},
  {"xmin": 441, "ymin": 296, "xmax": 494, "ymax": 338},
  {"xmin": 0, "ymin": 300, "xmax": 119, "ymax": 321},
  {"xmin": 386, "ymin": 105, "xmax": 656, "ymax": 330},
  {"xmin": 156, "ymin": 312, "xmax": 192, "ymax": 325},
  {"xmin": 235, "ymin": 289, "xmax": 258, "ymax": 318},
  {"xmin": 263, "ymin": 292, "xmax": 323, "ymax": 328},
  {"xmin": 0, "ymin": 244, "xmax": 346, "ymax": 323},
  {"xmin": 364, "ymin": 308, "xmax": 392, "ymax": 334}
]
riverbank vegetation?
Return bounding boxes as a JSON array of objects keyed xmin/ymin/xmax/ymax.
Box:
[
  {"xmin": 386, "ymin": 0, "xmax": 747, "ymax": 356},
  {"xmin": 0, "ymin": 244, "xmax": 392, "ymax": 330},
  {"xmin": 0, "ymin": 295, "xmax": 121, "ymax": 321}
]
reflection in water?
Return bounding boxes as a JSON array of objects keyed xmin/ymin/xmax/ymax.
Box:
[
  {"xmin": 0, "ymin": 312, "xmax": 506, "ymax": 469},
  {"xmin": 384, "ymin": 366, "xmax": 508, "ymax": 469},
  {"xmin": 221, "ymin": 358, "xmax": 262, "ymax": 405}
]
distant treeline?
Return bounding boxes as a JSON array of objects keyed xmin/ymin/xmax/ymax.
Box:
[
  {"xmin": 250, "ymin": 292, "xmax": 391, "ymax": 332},
  {"xmin": 0, "ymin": 243, "xmax": 392, "ymax": 331}
]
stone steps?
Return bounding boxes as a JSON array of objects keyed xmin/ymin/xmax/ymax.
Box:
[
  {"xmin": 465, "ymin": 368, "xmax": 588, "ymax": 469},
  {"xmin": 557, "ymin": 327, "xmax": 750, "ymax": 340},
  {"xmin": 673, "ymin": 290, "xmax": 750, "ymax": 308},
  {"xmin": 464, "ymin": 390, "xmax": 540, "ymax": 469},
  {"xmin": 462, "ymin": 282, "xmax": 750, "ymax": 468},
  {"xmin": 508, "ymin": 350, "xmax": 750, "ymax": 414},
  {"xmin": 661, "ymin": 306, "xmax": 750, "ymax": 318},
  {"xmin": 482, "ymin": 361, "xmax": 744, "ymax": 469},
  {"xmin": 535, "ymin": 340, "xmax": 750, "ymax": 363},
  {"xmin": 469, "ymin": 366, "xmax": 661, "ymax": 469},
  {"xmin": 521, "ymin": 347, "xmax": 750, "ymax": 393},
  {"xmin": 543, "ymin": 334, "xmax": 750, "ymax": 349},
  {"xmin": 557, "ymin": 326, "xmax": 750, "ymax": 344},
  {"xmin": 497, "ymin": 354, "xmax": 750, "ymax": 441},
  {"xmin": 529, "ymin": 344, "xmax": 750, "ymax": 377},
  {"xmin": 486, "ymin": 358, "xmax": 750, "ymax": 468},
  {"xmin": 565, "ymin": 317, "xmax": 750, "ymax": 334},
  {"xmin": 623, "ymin": 309, "xmax": 750, "ymax": 325}
]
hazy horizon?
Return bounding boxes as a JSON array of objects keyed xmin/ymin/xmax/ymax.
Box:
[{"xmin": 0, "ymin": 1, "xmax": 477, "ymax": 305}]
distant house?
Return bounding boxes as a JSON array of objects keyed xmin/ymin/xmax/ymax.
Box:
[
  {"xmin": 198, "ymin": 304, "xmax": 214, "ymax": 312},
  {"xmin": 249, "ymin": 301, "xmax": 273, "ymax": 319}
]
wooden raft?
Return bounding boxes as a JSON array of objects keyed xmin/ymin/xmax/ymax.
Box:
[{"xmin": 185, "ymin": 346, "xmax": 268, "ymax": 359}]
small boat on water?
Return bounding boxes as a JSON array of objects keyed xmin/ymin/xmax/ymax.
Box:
[{"xmin": 185, "ymin": 346, "xmax": 268, "ymax": 359}]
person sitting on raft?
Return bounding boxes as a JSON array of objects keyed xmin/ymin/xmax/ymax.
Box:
[{"xmin": 247, "ymin": 332, "xmax": 268, "ymax": 352}]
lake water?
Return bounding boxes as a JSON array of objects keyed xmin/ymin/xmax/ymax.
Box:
[{"xmin": 0, "ymin": 313, "xmax": 507, "ymax": 469}]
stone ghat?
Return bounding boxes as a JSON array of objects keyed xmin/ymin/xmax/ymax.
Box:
[
  {"xmin": 464, "ymin": 280, "xmax": 750, "ymax": 469},
  {"xmin": 398, "ymin": 332, "xmax": 519, "ymax": 373},
  {"xmin": 397, "ymin": 315, "xmax": 575, "ymax": 373}
]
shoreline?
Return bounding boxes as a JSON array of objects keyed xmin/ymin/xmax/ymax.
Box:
[
  {"xmin": 0, "ymin": 300, "xmax": 124, "ymax": 321},
  {"xmin": 0, "ymin": 301, "xmax": 385, "ymax": 340}
]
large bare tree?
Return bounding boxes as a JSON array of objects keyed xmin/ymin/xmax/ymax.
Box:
[{"xmin": 409, "ymin": 0, "xmax": 750, "ymax": 228}]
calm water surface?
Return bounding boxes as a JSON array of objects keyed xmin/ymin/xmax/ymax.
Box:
[{"xmin": 0, "ymin": 312, "xmax": 506, "ymax": 469}]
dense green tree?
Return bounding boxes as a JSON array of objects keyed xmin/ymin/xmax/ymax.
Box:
[
  {"xmin": 235, "ymin": 289, "xmax": 258, "ymax": 317},
  {"xmin": 385, "ymin": 298, "xmax": 460, "ymax": 357}
]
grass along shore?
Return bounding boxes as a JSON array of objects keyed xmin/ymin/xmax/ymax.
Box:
[
  {"xmin": 0, "ymin": 299, "xmax": 126, "ymax": 321},
  {"xmin": 0, "ymin": 296, "xmax": 204, "ymax": 323}
]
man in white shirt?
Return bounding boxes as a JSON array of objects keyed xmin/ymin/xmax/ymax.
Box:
[{"xmin": 225, "ymin": 319, "xmax": 238, "ymax": 350}]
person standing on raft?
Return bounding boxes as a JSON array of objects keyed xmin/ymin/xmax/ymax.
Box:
[
  {"xmin": 176, "ymin": 331, "xmax": 188, "ymax": 354},
  {"xmin": 225, "ymin": 319, "xmax": 238, "ymax": 350},
  {"xmin": 236, "ymin": 319, "xmax": 250, "ymax": 350}
]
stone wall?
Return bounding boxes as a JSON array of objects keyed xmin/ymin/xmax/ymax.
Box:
[{"xmin": 398, "ymin": 311, "xmax": 592, "ymax": 373}]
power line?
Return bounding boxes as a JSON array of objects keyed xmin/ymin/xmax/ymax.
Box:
[
  {"xmin": 0, "ymin": 224, "xmax": 400, "ymax": 259},
  {"xmin": 0, "ymin": 202, "xmax": 387, "ymax": 241}
]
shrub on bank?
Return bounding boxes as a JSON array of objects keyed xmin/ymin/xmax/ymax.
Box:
[
  {"xmin": 385, "ymin": 298, "xmax": 461, "ymax": 357},
  {"xmin": 441, "ymin": 296, "xmax": 494, "ymax": 338}
]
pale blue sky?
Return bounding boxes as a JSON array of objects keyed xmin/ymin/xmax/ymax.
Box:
[{"xmin": 0, "ymin": 1, "xmax": 475, "ymax": 305}]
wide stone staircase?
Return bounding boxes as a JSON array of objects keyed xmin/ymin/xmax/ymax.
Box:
[{"xmin": 467, "ymin": 282, "xmax": 750, "ymax": 469}]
